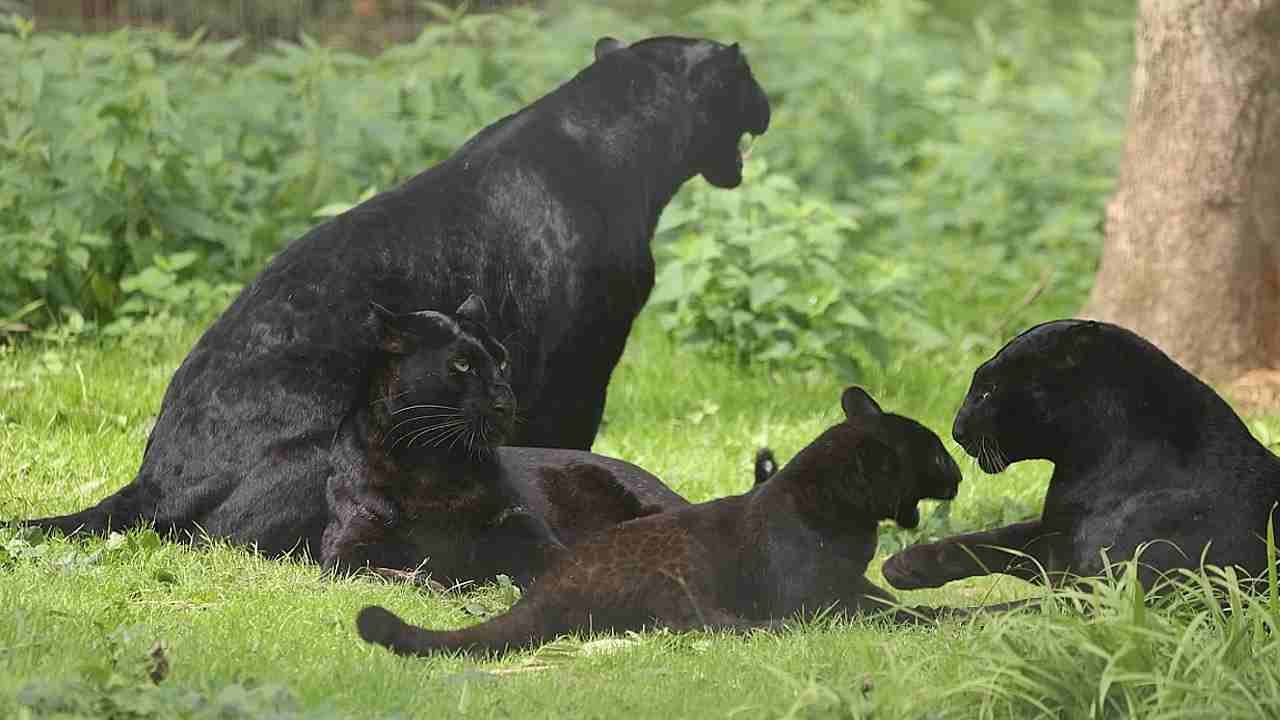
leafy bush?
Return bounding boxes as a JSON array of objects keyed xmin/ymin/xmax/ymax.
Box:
[
  {"xmin": 0, "ymin": 8, "xmax": 562, "ymax": 335},
  {"xmin": 0, "ymin": 0, "xmax": 1133, "ymax": 365},
  {"xmin": 678, "ymin": 0, "xmax": 1131, "ymax": 350},
  {"xmin": 650, "ymin": 160, "xmax": 911, "ymax": 375}
]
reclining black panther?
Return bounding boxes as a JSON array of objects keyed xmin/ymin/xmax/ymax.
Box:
[
  {"xmin": 357, "ymin": 387, "xmax": 963, "ymax": 656},
  {"xmin": 17, "ymin": 36, "xmax": 769, "ymax": 558},
  {"xmin": 883, "ymin": 319, "xmax": 1280, "ymax": 592}
]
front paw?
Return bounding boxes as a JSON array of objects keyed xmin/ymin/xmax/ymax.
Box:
[{"xmin": 882, "ymin": 548, "xmax": 946, "ymax": 590}]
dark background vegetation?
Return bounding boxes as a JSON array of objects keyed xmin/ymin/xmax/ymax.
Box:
[{"xmin": 1, "ymin": 0, "xmax": 1133, "ymax": 378}]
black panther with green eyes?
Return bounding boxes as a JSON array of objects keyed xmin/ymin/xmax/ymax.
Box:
[{"xmin": 321, "ymin": 296, "xmax": 688, "ymax": 585}]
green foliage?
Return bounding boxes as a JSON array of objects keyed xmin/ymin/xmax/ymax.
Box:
[
  {"xmin": 2, "ymin": 0, "xmax": 1130, "ymax": 363},
  {"xmin": 660, "ymin": 0, "xmax": 1130, "ymax": 360},
  {"xmin": 7, "ymin": 311, "xmax": 1280, "ymax": 719},
  {"xmin": 651, "ymin": 160, "xmax": 907, "ymax": 376},
  {"xmin": 0, "ymin": 7, "xmax": 563, "ymax": 334},
  {"xmin": 18, "ymin": 667, "xmax": 338, "ymax": 720}
]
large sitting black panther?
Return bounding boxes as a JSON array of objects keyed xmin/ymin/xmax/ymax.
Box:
[
  {"xmin": 20, "ymin": 36, "xmax": 769, "ymax": 556},
  {"xmin": 883, "ymin": 319, "xmax": 1280, "ymax": 592}
]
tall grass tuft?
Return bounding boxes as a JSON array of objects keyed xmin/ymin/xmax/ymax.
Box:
[{"xmin": 949, "ymin": 538, "xmax": 1280, "ymax": 719}]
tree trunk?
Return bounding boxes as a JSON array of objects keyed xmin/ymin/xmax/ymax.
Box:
[{"xmin": 1084, "ymin": 0, "xmax": 1280, "ymax": 383}]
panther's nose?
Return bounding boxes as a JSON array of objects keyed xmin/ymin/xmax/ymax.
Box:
[{"xmin": 491, "ymin": 386, "xmax": 515, "ymax": 418}]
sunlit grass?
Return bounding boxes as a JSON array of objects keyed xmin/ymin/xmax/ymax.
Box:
[{"xmin": 5, "ymin": 313, "xmax": 1280, "ymax": 718}]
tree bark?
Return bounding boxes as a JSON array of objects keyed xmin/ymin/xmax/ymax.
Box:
[{"xmin": 1084, "ymin": 0, "xmax": 1280, "ymax": 383}]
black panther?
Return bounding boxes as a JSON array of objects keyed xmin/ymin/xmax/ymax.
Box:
[
  {"xmin": 883, "ymin": 320, "xmax": 1280, "ymax": 592},
  {"xmin": 356, "ymin": 388, "xmax": 964, "ymax": 657},
  {"xmin": 24, "ymin": 295, "xmax": 689, "ymax": 577},
  {"xmin": 321, "ymin": 296, "xmax": 688, "ymax": 585},
  {"xmin": 18, "ymin": 36, "xmax": 768, "ymax": 557}
]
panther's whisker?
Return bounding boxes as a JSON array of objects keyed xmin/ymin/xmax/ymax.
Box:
[
  {"xmin": 390, "ymin": 404, "xmax": 461, "ymax": 416},
  {"xmin": 401, "ymin": 420, "xmax": 471, "ymax": 449},
  {"xmin": 384, "ymin": 413, "xmax": 465, "ymax": 438},
  {"xmin": 994, "ymin": 438, "xmax": 1009, "ymax": 472},
  {"xmin": 395, "ymin": 419, "xmax": 470, "ymax": 450},
  {"xmin": 423, "ymin": 426, "xmax": 463, "ymax": 447},
  {"xmin": 978, "ymin": 436, "xmax": 993, "ymax": 471},
  {"xmin": 421, "ymin": 426, "xmax": 467, "ymax": 450},
  {"xmin": 392, "ymin": 417, "xmax": 467, "ymax": 443}
]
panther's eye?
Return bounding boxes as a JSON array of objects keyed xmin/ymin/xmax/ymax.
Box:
[
  {"xmin": 451, "ymin": 357, "xmax": 471, "ymax": 374},
  {"xmin": 498, "ymin": 359, "xmax": 509, "ymax": 373}
]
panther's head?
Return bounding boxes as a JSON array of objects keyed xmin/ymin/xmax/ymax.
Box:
[
  {"xmin": 789, "ymin": 387, "xmax": 962, "ymax": 530},
  {"xmin": 368, "ymin": 294, "xmax": 515, "ymax": 459},
  {"xmin": 595, "ymin": 35, "xmax": 771, "ymax": 188},
  {"xmin": 952, "ymin": 319, "xmax": 1211, "ymax": 474}
]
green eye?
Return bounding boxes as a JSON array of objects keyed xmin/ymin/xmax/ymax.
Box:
[
  {"xmin": 451, "ymin": 357, "xmax": 471, "ymax": 373},
  {"xmin": 498, "ymin": 359, "xmax": 509, "ymax": 373}
]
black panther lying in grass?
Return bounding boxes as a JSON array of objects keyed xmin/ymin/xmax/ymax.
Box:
[
  {"xmin": 18, "ymin": 36, "xmax": 769, "ymax": 556},
  {"xmin": 356, "ymin": 387, "xmax": 963, "ymax": 657},
  {"xmin": 322, "ymin": 296, "xmax": 687, "ymax": 586},
  {"xmin": 883, "ymin": 319, "xmax": 1280, "ymax": 593}
]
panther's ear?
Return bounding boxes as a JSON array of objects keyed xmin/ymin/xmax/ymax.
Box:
[
  {"xmin": 456, "ymin": 293, "xmax": 489, "ymax": 328},
  {"xmin": 594, "ymin": 36, "xmax": 625, "ymax": 60},
  {"xmin": 371, "ymin": 302, "xmax": 455, "ymax": 355},
  {"xmin": 841, "ymin": 386, "xmax": 883, "ymax": 419},
  {"xmin": 371, "ymin": 301, "xmax": 415, "ymax": 355},
  {"xmin": 1053, "ymin": 321, "xmax": 1105, "ymax": 371}
]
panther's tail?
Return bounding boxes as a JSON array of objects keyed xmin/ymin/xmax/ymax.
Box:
[
  {"xmin": 16, "ymin": 483, "xmax": 150, "ymax": 537},
  {"xmin": 754, "ymin": 448, "xmax": 778, "ymax": 486},
  {"xmin": 357, "ymin": 600, "xmax": 548, "ymax": 657}
]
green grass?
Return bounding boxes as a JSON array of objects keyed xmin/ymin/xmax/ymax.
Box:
[{"xmin": 5, "ymin": 313, "xmax": 1280, "ymax": 719}]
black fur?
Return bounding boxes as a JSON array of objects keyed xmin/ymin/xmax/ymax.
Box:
[
  {"xmin": 356, "ymin": 387, "xmax": 963, "ymax": 657},
  {"xmin": 883, "ymin": 319, "xmax": 1280, "ymax": 591},
  {"xmin": 323, "ymin": 300, "xmax": 689, "ymax": 584},
  {"xmin": 17, "ymin": 36, "xmax": 768, "ymax": 556}
]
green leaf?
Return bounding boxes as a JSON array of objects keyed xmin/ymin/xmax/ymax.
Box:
[
  {"xmin": 162, "ymin": 251, "xmax": 200, "ymax": 272},
  {"xmin": 120, "ymin": 267, "xmax": 175, "ymax": 296},
  {"xmin": 748, "ymin": 277, "xmax": 787, "ymax": 312},
  {"xmin": 834, "ymin": 305, "xmax": 872, "ymax": 329}
]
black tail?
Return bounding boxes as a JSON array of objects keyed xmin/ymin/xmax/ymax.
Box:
[
  {"xmin": 754, "ymin": 448, "xmax": 778, "ymax": 486},
  {"xmin": 357, "ymin": 600, "xmax": 547, "ymax": 658},
  {"xmin": 18, "ymin": 484, "xmax": 149, "ymax": 537}
]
